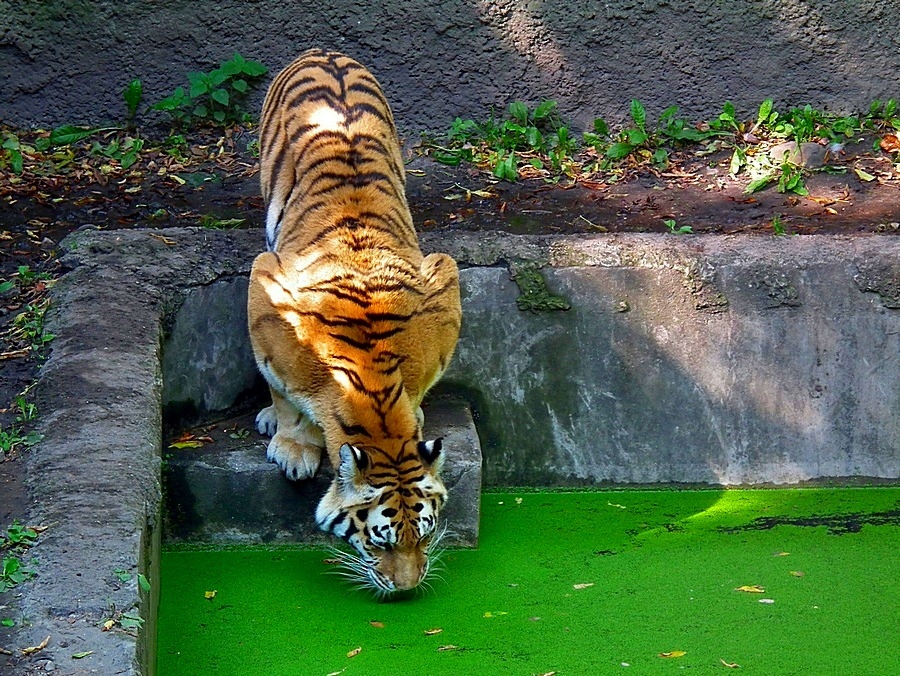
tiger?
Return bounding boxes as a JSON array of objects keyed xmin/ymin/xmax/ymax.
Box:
[{"xmin": 247, "ymin": 49, "xmax": 462, "ymax": 594}]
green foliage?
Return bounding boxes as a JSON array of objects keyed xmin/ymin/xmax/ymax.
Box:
[
  {"xmin": 198, "ymin": 215, "xmax": 245, "ymax": 230},
  {"xmin": 0, "ymin": 555, "xmax": 35, "ymax": 593},
  {"xmin": 1, "ymin": 132, "xmax": 24, "ymax": 175},
  {"xmin": 153, "ymin": 53, "xmax": 268, "ymax": 127},
  {"xmin": 3, "ymin": 521, "xmax": 38, "ymax": 548},
  {"xmin": 0, "ymin": 426, "xmax": 42, "ymax": 458},
  {"xmin": 12, "ymin": 299, "xmax": 55, "ymax": 351},
  {"xmin": 90, "ymin": 136, "xmax": 144, "ymax": 169},
  {"xmin": 585, "ymin": 100, "xmax": 720, "ymax": 168},
  {"xmin": 771, "ymin": 214, "xmax": 786, "ymax": 236},
  {"xmin": 123, "ymin": 79, "xmax": 143, "ymax": 122},
  {"xmin": 663, "ymin": 219, "xmax": 693, "ymax": 235},
  {"xmin": 0, "ymin": 521, "xmax": 39, "ymax": 593},
  {"xmin": 428, "ymin": 99, "xmax": 577, "ymax": 181}
]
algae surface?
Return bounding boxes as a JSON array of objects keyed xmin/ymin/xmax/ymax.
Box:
[{"xmin": 157, "ymin": 489, "xmax": 900, "ymax": 674}]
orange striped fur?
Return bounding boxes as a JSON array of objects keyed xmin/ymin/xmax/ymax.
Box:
[{"xmin": 248, "ymin": 50, "xmax": 461, "ymax": 593}]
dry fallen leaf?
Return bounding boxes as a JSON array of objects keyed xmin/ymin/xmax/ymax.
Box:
[
  {"xmin": 735, "ymin": 585, "xmax": 765, "ymax": 593},
  {"xmin": 369, "ymin": 621, "xmax": 385, "ymax": 629},
  {"xmin": 204, "ymin": 590, "xmax": 217, "ymax": 600},
  {"xmin": 721, "ymin": 658, "xmax": 741, "ymax": 668},
  {"xmin": 423, "ymin": 628, "xmax": 444, "ymax": 636},
  {"xmin": 21, "ymin": 635, "xmax": 50, "ymax": 656},
  {"xmin": 101, "ymin": 620, "xmax": 116, "ymax": 632},
  {"xmin": 573, "ymin": 583, "xmax": 595, "ymax": 590},
  {"xmin": 437, "ymin": 645, "xmax": 459, "ymax": 652},
  {"xmin": 659, "ymin": 650, "xmax": 686, "ymax": 658},
  {"xmin": 880, "ymin": 133, "xmax": 900, "ymax": 153},
  {"xmin": 347, "ymin": 646, "xmax": 362, "ymax": 658}
]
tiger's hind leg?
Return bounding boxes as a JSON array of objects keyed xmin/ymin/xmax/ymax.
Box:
[{"xmin": 259, "ymin": 388, "xmax": 325, "ymax": 481}]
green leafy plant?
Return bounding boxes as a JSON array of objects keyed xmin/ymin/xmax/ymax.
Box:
[
  {"xmin": 3, "ymin": 521, "xmax": 38, "ymax": 548},
  {"xmin": 153, "ymin": 53, "xmax": 268, "ymax": 126},
  {"xmin": 428, "ymin": 99, "xmax": 576, "ymax": 181},
  {"xmin": 663, "ymin": 218, "xmax": 693, "ymax": 235},
  {"xmin": 586, "ymin": 101, "xmax": 717, "ymax": 169},
  {"xmin": 198, "ymin": 215, "xmax": 246, "ymax": 230},
  {"xmin": 1, "ymin": 132, "xmax": 24, "ymax": 175},
  {"xmin": 0, "ymin": 426, "xmax": 42, "ymax": 457},
  {"xmin": 123, "ymin": 79, "xmax": 143, "ymax": 122},
  {"xmin": 90, "ymin": 136, "xmax": 144, "ymax": 170},
  {"xmin": 771, "ymin": 214, "xmax": 786, "ymax": 236},
  {"xmin": 13, "ymin": 394, "xmax": 37, "ymax": 423},
  {"xmin": 0, "ymin": 555, "xmax": 35, "ymax": 593},
  {"xmin": 12, "ymin": 299, "xmax": 55, "ymax": 351}
]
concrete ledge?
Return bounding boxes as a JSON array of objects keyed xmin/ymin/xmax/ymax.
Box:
[{"xmin": 6, "ymin": 227, "xmax": 899, "ymax": 674}]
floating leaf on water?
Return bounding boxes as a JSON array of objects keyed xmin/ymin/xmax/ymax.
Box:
[
  {"xmin": 483, "ymin": 611, "xmax": 508, "ymax": 618},
  {"xmin": 720, "ymin": 658, "xmax": 741, "ymax": 668},
  {"xmin": 759, "ymin": 598, "xmax": 775, "ymax": 604},
  {"xmin": 204, "ymin": 590, "xmax": 217, "ymax": 600},
  {"xmin": 437, "ymin": 645, "xmax": 459, "ymax": 652},
  {"xmin": 322, "ymin": 558, "xmax": 342, "ymax": 565},
  {"xmin": 735, "ymin": 585, "xmax": 765, "ymax": 593},
  {"xmin": 347, "ymin": 647, "xmax": 361, "ymax": 658},
  {"xmin": 774, "ymin": 552, "xmax": 790, "ymax": 557},
  {"xmin": 573, "ymin": 583, "xmax": 595, "ymax": 590},
  {"xmin": 424, "ymin": 628, "xmax": 444, "ymax": 636},
  {"xmin": 658, "ymin": 650, "xmax": 686, "ymax": 658},
  {"xmin": 369, "ymin": 621, "xmax": 384, "ymax": 629},
  {"xmin": 790, "ymin": 571, "xmax": 805, "ymax": 578}
]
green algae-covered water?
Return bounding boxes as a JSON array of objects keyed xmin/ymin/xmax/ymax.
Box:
[{"xmin": 157, "ymin": 489, "xmax": 900, "ymax": 674}]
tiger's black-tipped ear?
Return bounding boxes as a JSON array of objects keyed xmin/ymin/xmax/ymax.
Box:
[{"xmin": 417, "ymin": 438, "xmax": 443, "ymax": 466}]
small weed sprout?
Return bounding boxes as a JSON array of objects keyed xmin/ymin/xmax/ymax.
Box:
[{"xmin": 663, "ymin": 219, "xmax": 693, "ymax": 235}]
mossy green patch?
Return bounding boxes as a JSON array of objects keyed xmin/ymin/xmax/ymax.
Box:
[{"xmin": 158, "ymin": 489, "xmax": 900, "ymax": 674}]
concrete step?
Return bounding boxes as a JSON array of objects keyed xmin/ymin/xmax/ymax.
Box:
[{"xmin": 164, "ymin": 399, "xmax": 482, "ymax": 548}]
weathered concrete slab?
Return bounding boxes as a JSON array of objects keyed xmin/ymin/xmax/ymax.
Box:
[
  {"xmin": 165, "ymin": 401, "xmax": 482, "ymax": 548},
  {"xmin": 5, "ymin": 227, "xmax": 899, "ymax": 675}
]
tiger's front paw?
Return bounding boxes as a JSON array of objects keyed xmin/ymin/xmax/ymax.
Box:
[
  {"xmin": 255, "ymin": 404, "xmax": 278, "ymax": 437},
  {"xmin": 267, "ymin": 433, "xmax": 322, "ymax": 481}
]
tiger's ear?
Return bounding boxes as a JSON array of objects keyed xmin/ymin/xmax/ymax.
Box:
[
  {"xmin": 418, "ymin": 438, "xmax": 444, "ymax": 473},
  {"xmin": 338, "ymin": 443, "xmax": 368, "ymax": 483}
]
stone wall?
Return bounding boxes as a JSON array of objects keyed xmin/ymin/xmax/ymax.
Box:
[{"xmin": 2, "ymin": 0, "xmax": 899, "ymax": 132}]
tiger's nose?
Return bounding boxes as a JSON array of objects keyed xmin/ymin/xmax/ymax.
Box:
[{"xmin": 380, "ymin": 548, "xmax": 426, "ymax": 591}]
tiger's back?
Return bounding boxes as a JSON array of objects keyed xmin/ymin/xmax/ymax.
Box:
[
  {"xmin": 247, "ymin": 50, "xmax": 461, "ymax": 594},
  {"xmin": 259, "ymin": 49, "xmax": 413, "ymax": 255}
]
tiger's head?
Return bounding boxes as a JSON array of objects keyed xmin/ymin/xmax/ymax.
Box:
[{"xmin": 315, "ymin": 439, "xmax": 448, "ymax": 594}]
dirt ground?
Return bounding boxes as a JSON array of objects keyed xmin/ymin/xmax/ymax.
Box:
[{"xmin": 1, "ymin": 126, "xmax": 899, "ymax": 534}]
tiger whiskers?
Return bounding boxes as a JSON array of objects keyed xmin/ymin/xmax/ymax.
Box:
[{"xmin": 324, "ymin": 524, "xmax": 454, "ymax": 599}]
